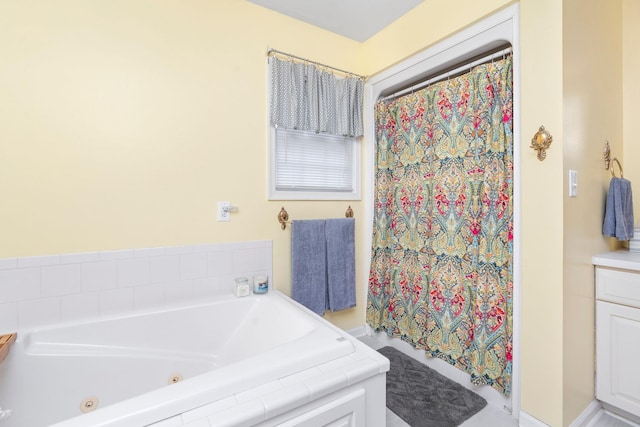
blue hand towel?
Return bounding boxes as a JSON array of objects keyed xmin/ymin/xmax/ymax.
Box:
[
  {"xmin": 325, "ymin": 218, "xmax": 356, "ymax": 312},
  {"xmin": 291, "ymin": 220, "xmax": 327, "ymax": 315},
  {"xmin": 603, "ymin": 177, "xmax": 635, "ymax": 241}
]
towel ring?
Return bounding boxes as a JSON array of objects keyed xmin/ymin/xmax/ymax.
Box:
[
  {"xmin": 610, "ymin": 158, "xmax": 624, "ymax": 178},
  {"xmin": 603, "ymin": 141, "xmax": 624, "ymax": 178}
]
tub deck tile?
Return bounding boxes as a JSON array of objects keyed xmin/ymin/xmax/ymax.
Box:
[
  {"xmin": 304, "ymin": 370, "xmax": 349, "ymax": 401},
  {"xmin": 235, "ymin": 380, "xmax": 283, "ymax": 404},
  {"xmin": 340, "ymin": 357, "xmax": 381, "ymax": 386},
  {"xmin": 182, "ymin": 418, "xmax": 211, "ymax": 427},
  {"xmin": 278, "ymin": 367, "xmax": 323, "ymax": 386},
  {"xmin": 181, "ymin": 396, "xmax": 237, "ymax": 424},
  {"xmin": 262, "ymin": 383, "xmax": 310, "ymax": 419},
  {"xmin": 208, "ymin": 399, "xmax": 266, "ymax": 427},
  {"xmin": 316, "ymin": 357, "xmax": 353, "ymax": 373},
  {"xmin": 145, "ymin": 414, "xmax": 183, "ymax": 427}
]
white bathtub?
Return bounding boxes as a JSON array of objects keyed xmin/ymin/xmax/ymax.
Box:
[{"xmin": 0, "ymin": 291, "xmax": 377, "ymax": 427}]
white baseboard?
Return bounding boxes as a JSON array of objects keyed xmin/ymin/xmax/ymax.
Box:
[
  {"xmin": 569, "ymin": 400, "xmax": 603, "ymax": 427},
  {"xmin": 519, "ymin": 411, "xmax": 550, "ymax": 427},
  {"xmin": 520, "ymin": 401, "xmax": 606, "ymax": 427},
  {"xmin": 346, "ymin": 325, "xmax": 367, "ymax": 338}
]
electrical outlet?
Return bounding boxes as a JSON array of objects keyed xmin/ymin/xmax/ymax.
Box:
[{"xmin": 217, "ymin": 201, "xmax": 231, "ymax": 222}]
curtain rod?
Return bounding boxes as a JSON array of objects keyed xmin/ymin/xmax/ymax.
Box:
[
  {"xmin": 267, "ymin": 48, "xmax": 367, "ymax": 81},
  {"xmin": 381, "ymin": 46, "xmax": 513, "ymax": 102}
]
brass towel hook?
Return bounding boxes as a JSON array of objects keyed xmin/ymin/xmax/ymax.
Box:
[
  {"xmin": 277, "ymin": 207, "xmax": 289, "ymax": 230},
  {"xmin": 345, "ymin": 205, "xmax": 354, "ymax": 218},
  {"xmin": 603, "ymin": 141, "xmax": 624, "ymax": 178},
  {"xmin": 530, "ymin": 125, "xmax": 553, "ymax": 161}
]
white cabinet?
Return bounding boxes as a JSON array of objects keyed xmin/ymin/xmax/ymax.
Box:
[
  {"xmin": 252, "ymin": 375, "xmax": 386, "ymax": 427},
  {"xmin": 594, "ymin": 260, "xmax": 640, "ymax": 419},
  {"xmin": 596, "ymin": 300, "xmax": 640, "ymax": 416},
  {"xmin": 274, "ymin": 388, "xmax": 365, "ymax": 427}
]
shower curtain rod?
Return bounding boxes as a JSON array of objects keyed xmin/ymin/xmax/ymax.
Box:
[
  {"xmin": 381, "ymin": 46, "xmax": 513, "ymax": 102},
  {"xmin": 267, "ymin": 48, "xmax": 367, "ymax": 81}
]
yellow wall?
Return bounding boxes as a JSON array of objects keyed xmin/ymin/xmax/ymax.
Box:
[
  {"xmin": 0, "ymin": 1, "xmax": 631, "ymax": 425},
  {"xmin": 519, "ymin": 0, "xmax": 566, "ymax": 424},
  {"xmin": 0, "ymin": 0, "xmax": 369, "ymax": 329},
  {"xmin": 562, "ymin": 1, "xmax": 622, "ymax": 426},
  {"xmin": 623, "ymin": 0, "xmax": 640, "ymax": 219}
]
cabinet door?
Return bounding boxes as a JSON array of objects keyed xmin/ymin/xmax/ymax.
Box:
[
  {"xmin": 276, "ymin": 388, "xmax": 365, "ymax": 427},
  {"xmin": 597, "ymin": 300, "xmax": 640, "ymax": 417}
]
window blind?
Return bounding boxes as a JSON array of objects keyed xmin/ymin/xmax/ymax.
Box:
[{"xmin": 274, "ymin": 127, "xmax": 353, "ymax": 192}]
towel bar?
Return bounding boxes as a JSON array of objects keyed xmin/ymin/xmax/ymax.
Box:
[{"xmin": 277, "ymin": 206, "xmax": 354, "ymax": 231}]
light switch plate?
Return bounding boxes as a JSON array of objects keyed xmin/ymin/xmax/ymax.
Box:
[{"xmin": 569, "ymin": 170, "xmax": 578, "ymax": 197}]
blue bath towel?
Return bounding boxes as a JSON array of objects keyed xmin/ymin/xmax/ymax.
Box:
[
  {"xmin": 325, "ymin": 218, "xmax": 356, "ymax": 312},
  {"xmin": 291, "ymin": 220, "xmax": 327, "ymax": 315},
  {"xmin": 603, "ymin": 177, "xmax": 635, "ymax": 241}
]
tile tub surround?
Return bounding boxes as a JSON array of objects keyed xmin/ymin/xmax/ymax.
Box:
[{"xmin": 0, "ymin": 241, "xmax": 272, "ymax": 334}]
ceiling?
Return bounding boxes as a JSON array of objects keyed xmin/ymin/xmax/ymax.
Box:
[{"xmin": 247, "ymin": 0, "xmax": 424, "ymax": 42}]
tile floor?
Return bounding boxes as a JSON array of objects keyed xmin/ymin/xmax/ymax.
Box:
[
  {"xmin": 359, "ymin": 335, "xmax": 635, "ymax": 427},
  {"xmin": 387, "ymin": 407, "xmax": 633, "ymax": 427},
  {"xmin": 593, "ymin": 414, "xmax": 639, "ymax": 427},
  {"xmin": 386, "ymin": 403, "xmax": 520, "ymax": 427}
]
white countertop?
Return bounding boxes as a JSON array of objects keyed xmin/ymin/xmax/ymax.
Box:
[{"xmin": 593, "ymin": 250, "xmax": 640, "ymax": 271}]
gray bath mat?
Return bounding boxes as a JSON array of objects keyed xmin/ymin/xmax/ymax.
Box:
[{"xmin": 379, "ymin": 346, "xmax": 487, "ymax": 427}]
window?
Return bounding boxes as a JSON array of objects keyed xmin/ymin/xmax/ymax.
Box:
[
  {"xmin": 267, "ymin": 54, "xmax": 363, "ymax": 200},
  {"xmin": 269, "ymin": 126, "xmax": 361, "ymax": 200}
]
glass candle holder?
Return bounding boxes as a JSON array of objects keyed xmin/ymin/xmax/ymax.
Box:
[{"xmin": 253, "ymin": 275, "xmax": 269, "ymax": 294}]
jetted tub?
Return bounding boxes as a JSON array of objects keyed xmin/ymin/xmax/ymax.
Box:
[{"xmin": 0, "ymin": 291, "xmax": 369, "ymax": 427}]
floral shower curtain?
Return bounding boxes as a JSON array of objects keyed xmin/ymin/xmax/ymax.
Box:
[{"xmin": 367, "ymin": 56, "xmax": 513, "ymax": 396}]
